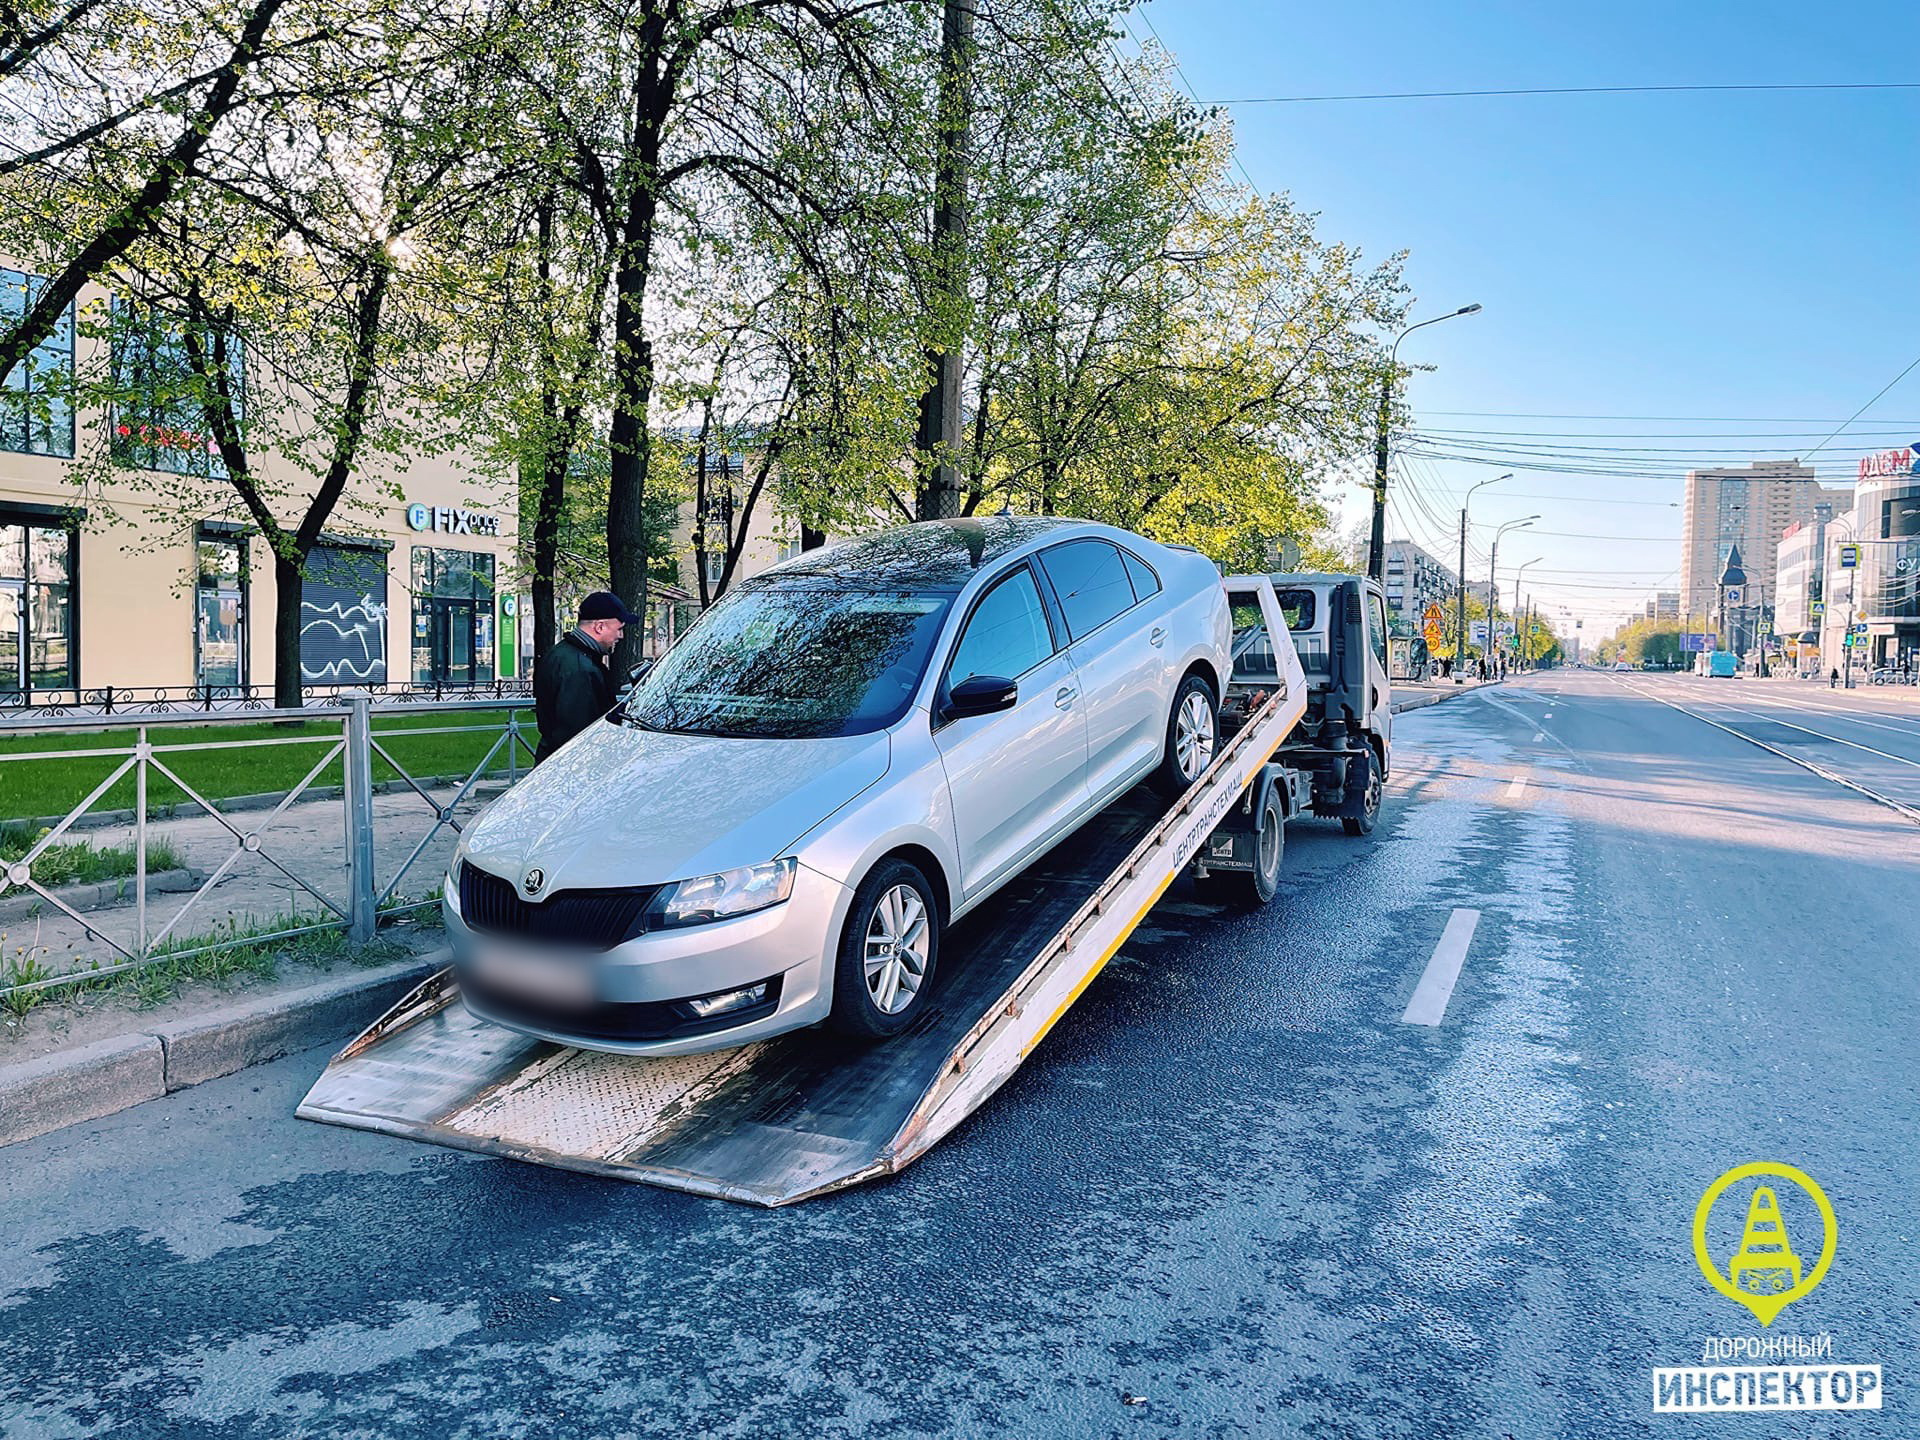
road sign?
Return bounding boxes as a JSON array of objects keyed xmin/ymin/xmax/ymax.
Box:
[
  {"xmin": 1422, "ymin": 603, "xmax": 1444, "ymax": 626},
  {"xmin": 1723, "ymin": 585, "xmax": 1744, "ymax": 606},
  {"xmin": 1423, "ymin": 621, "xmax": 1443, "ymax": 647},
  {"xmin": 1758, "ymin": 621, "xmax": 1772, "ymax": 635},
  {"xmin": 1810, "ymin": 599, "xmax": 1826, "ymax": 616},
  {"xmin": 1839, "ymin": 544, "xmax": 1859, "ymax": 569},
  {"xmin": 1680, "ymin": 633, "xmax": 1714, "ymax": 653}
]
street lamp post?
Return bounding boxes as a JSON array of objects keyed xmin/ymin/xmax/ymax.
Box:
[
  {"xmin": 1369, "ymin": 303, "xmax": 1483, "ymax": 582},
  {"xmin": 1513, "ymin": 556, "xmax": 1543, "ymax": 669},
  {"xmin": 1457, "ymin": 473, "xmax": 1511, "ymax": 683},
  {"xmin": 1489, "ymin": 515, "xmax": 1540, "ymax": 669}
]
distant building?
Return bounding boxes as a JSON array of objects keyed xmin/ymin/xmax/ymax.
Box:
[
  {"xmin": 1381, "ymin": 539, "xmax": 1456, "ymax": 635},
  {"xmin": 1644, "ymin": 590, "xmax": 1680, "ymax": 621},
  {"xmin": 1816, "ymin": 446, "xmax": 1920, "ymax": 672},
  {"xmin": 1774, "ymin": 518, "xmax": 1830, "ymax": 674},
  {"xmin": 1678, "ymin": 460, "xmax": 1850, "ymax": 623}
]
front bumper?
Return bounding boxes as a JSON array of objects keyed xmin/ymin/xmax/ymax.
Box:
[{"xmin": 442, "ymin": 861, "xmax": 850, "ymax": 1056}]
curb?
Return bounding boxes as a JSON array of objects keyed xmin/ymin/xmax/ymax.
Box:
[
  {"xmin": 0, "ymin": 950, "xmax": 446, "ymax": 1148},
  {"xmin": 1390, "ymin": 680, "xmax": 1502, "ymax": 714},
  {"xmin": 0, "ymin": 866, "xmax": 201, "ymax": 927}
]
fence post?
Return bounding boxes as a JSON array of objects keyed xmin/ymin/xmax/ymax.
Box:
[
  {"xmin": 507, "ymin": 709, "xmax": 520, "ymax": 786},
  {"xmin": 344, "ymin": 695, "xmax": 378, "ymax": 942},
  {"xmin": 135, "ymin": 725, "xmax": 149, "ymax": 958}
]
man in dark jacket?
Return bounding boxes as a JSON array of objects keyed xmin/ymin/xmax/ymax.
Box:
[{"xmin": 534, "ymin": 591, "xmax": 640, "ymax": 762}]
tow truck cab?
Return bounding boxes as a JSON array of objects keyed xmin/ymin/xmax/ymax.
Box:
[{"xmin": 1224, "ymin": 572, "xmax": 1392, "ymax": 836}]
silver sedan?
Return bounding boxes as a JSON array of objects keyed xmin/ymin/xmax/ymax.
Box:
[{"xmin": 446, "ymin": 516, "xmax": 1231, "ymax": 1054}]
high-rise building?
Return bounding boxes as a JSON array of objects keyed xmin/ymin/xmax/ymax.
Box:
[
  {"xmin": 1679, "ymin": 461, "xmax": 1851, "ymax": 624},
  {"xmin": 1643, "ymin": 591, "xmax": 1679, "ymax": 621},
  {"xmin": 1381, "ymin": 539, "xmax": 1456, "ymax": 635}
]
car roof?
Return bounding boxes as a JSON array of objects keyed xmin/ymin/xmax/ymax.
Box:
[{"xmin": 757, "ymin": 516, "xmax": 1104, "ymax": 592}]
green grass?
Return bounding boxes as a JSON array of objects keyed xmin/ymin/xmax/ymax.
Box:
[
  {"xmin": 0, "ymin": 890, "xmax": 445, "ymax": 1018},
  {"xmin": 0, "ymin": 820, "xmax": 186, "ymax": 888},
  {"xmin": 0, "ymin": 708, "xmax": 533, "ymax": 824}
]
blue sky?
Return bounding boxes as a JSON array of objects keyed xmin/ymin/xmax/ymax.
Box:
[{"xmin": 1135, "ymin": 0, "xmax": 1920, "ymax": 630}]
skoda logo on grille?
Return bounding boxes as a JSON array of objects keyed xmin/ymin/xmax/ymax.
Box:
[{"xmin": 523, "ymin": 867, "xmax": 545, "ymax": 896}]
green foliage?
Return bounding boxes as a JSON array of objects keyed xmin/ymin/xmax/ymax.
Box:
[{"xmin": 0, "ymin": 822, "xmax": 185, "ymax": 887}]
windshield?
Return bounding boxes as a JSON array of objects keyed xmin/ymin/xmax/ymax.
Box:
[
  {"xmin": 622, "ymin": 583, "xmax": 953, "ymax": 739},
  {"xmin": 1272, "ymin": 589, "xmax": 1317, "ymax": 631}
]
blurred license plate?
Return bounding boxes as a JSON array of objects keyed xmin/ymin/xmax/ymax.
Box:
[{"xmin": 465, "ymin": 941, "xmax": 596, "ymax": 1007}]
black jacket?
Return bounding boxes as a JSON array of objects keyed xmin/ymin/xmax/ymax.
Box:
[{"xmin": 534, "ymin": 631, "xmax": 614, "ymax": 762}]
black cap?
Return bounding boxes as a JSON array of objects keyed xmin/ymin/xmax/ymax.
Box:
[{"xmin": 578, "ymin": 590, "xmax": 640, "ymax": 625}]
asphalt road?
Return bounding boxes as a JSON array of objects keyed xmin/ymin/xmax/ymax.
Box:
[{"xmin": 4, "ymin": 672, "xmax": 1916, "ymax": 1439}]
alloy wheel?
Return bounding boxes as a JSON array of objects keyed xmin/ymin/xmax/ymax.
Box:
[
  {"xmin": 864, "ymin": 883, "xmax": 930, "ymax": 1015},
  {"xmin": 1174, "ymin": 691, "xmax": 1216, "ymax": 780}
]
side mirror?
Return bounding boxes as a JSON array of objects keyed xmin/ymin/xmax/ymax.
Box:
[
  {"xmin": 942, "ymin": 674, "xmax": 1017, "ymax": 722},
  {"xmin": 627, "ymin": 660, "xmax": 653, "ymax": 685}
]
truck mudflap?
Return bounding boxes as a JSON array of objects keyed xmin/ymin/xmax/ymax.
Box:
[{"xmin": 300, "ymin": 601, "xmax": 1308, "ymax": 1206}]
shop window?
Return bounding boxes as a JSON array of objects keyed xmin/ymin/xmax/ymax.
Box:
[
  {"xmin": 0, "ymin": 270, "xmax": 75, "ymax": 458},
  {"xmin": 196, "ymin": 533, "xmax": 248, "ymax": 687},
  {"xmin": 110, "ymin": 300, "xmax": 243, "ymax": 478},
  {"xmin": 411, "ymin": 546, "xmax": 496, "ymax": 686},
  {"xmin": 0, "ymin": 516, "xmax": 76, "ymax": 691}
]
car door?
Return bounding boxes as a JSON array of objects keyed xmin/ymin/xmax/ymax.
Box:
[
  {"xmin": 1037, "ymin": 539, "xmax": 1166, "ymax": 803},
  {"xmin": 932, "ymin": 563, "xmax": 1090, "ymax": 899},
  {"xmin": 1365, "ymin": 586, "xmax": 1393, "ymax": 761}
]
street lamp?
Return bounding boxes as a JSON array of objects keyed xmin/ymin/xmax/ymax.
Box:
[
  {"xmin": 1488, "ymin": 515, "xmax": 1540, "ymax": 661},
  {"xmin": 1370, "ymin": 303, "xmax": 1483, "ymax": 582},
  {"xmin": 1513, "ymin": 556, "xmax": 1543, "ymax": 669},
  {"xmin": 1456, "ymin": 472, "xmax": 1510, "ymax": 683}
]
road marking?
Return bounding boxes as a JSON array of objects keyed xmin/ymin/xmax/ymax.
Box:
[
  {"xmin": 1533, "ymin": 731, "xmax": 1545, "ymax": 742},
  {"xmin": 1506, "ymin": 772, "xmax": 1530, "ymax": 799},
  {"xmin": 1402, "ymin": 909, "xmax": 1481, "ymax": 1026},
  {"xmin": 1544, "ymin": 710, "xmax": 1554, "ymax": 719},
  {"xmin": 1619, "ymin": 679, "xmax": 1920, "ymax": 828}
]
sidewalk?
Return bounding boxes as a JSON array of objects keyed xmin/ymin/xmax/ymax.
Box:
[{"xmin": 1389, "ymin": 675, "xmax": 1503, "ymax": 713}]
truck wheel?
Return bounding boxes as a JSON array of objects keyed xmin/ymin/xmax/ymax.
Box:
[
  {"xmin": 828, "ymin": 858, "xmax": 940, "ymax": 1040},
  {"xmin": 1342, "ymin": 749, "xmax": 1383, "ymax": 836},
  {"xmin": 1198, "ymin": 789, "xmax": 1284, "ymax": 909},
  {"xmin": 1152, "ymin": 674, "xmax": 1218, "ymax": 797}
]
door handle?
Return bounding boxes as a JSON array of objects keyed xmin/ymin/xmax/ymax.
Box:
[
  {"xmin": 1055, "ymin": 686, "xmax": 1077, "ymax": 709},
  {"xmin": 1150, "ymin": 626, "xmax": 1166, "ymax": 647}
]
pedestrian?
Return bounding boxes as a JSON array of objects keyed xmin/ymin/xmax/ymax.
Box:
[
  {"xmin": 534, "ymin": 590, "xmax": 641, "ymax": 763},
  {"xmin": 1829, "ymin": 666, "xmax": 1839, "ymax": 690}
]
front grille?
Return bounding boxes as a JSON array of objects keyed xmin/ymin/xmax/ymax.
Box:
[{"xmin": 457, "ymin": 862, "xmax": 657, "ymax": 950}]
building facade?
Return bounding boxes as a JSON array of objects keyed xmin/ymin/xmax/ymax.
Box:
[
  {"xmin": 1678, "ymin": 460, "xmax": 1851, "ymax": 626},
  {"xmin": 1381, "ymin": 538, "xmax": 1456, "ymax": 636},
  {"xmin": 1643, "ymin": 590, "xmax": 1679, "ymax": 621},
  {"xmin": 1817, "ymin": 446, "xmax": 1920, "ymax": 672},
  {"xmin": 0, "ymin": 268, "xmax": 517, "ymax": 697}
]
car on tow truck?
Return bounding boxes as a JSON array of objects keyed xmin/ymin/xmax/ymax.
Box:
[{"xmin": 446, "ymin": 517, "xmax": 1231, "ymax": 1055}]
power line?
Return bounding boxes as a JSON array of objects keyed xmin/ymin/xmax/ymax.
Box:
[
  {"xmin": 1423, "ymin": 410, "xmax": 1920, "ymax": 423},
  {"xmin": 1203, "ymin": 82, "xmax": 1920, "ymax": 105},
  {"xmin": 1801, "ymin": 353, "xmax": 1920, "ymax": 462}
]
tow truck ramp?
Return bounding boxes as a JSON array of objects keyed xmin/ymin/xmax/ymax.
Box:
[{"xmin": 300, "ymin": 597, "xmax": 1308, "ymax": 1206}]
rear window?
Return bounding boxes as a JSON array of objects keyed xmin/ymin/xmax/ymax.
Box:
[{"xmin": 1274, "ymin": 589, "xmax": 1317, "ymax": 631}]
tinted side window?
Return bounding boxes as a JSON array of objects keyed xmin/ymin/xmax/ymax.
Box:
[
  {"xmin": 946, "ymin": 567, "xmax": 1053, "ymax": 685},
  {"xmin": 1039, "ymin": 540, "xmax": 1134, "ymax": 642},
  {"xmin": 1368, "ymin": 593, "xmax": 1389, "ymax": 667},
  {"xmin": 1120, "ymin": 548, "xmax": 1161, "ymax": 602}
]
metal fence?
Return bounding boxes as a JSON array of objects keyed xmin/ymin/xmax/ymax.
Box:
[
  {"xmin": 0, "ymin": 678, "xmax": 534, "ymax": 722},
  {"xmin": 0, "ymin": 696, "xmax": 534, "ymax": 1000}
]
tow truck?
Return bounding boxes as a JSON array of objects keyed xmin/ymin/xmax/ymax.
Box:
[{"xmin": 299, "ymin": 571, "xmax": 1392, "ymax": 1205}]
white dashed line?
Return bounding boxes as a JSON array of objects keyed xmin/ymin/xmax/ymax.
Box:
[
  {"xmin": 1533, "ymin": 731, "xmax": 1545, "ymax": 742},
  {"xmin": 1402, "ymin": 909, "xmax": 1481, "ymax": 1027},
  {"xmin": 1506, "ymin": 772, "xmax": 1530, "ymax": 799}
]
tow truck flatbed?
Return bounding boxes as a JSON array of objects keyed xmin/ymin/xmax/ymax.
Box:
[{"xmin": 298, "ymin": 581, "xmax": 1310, "ymax": 1206}]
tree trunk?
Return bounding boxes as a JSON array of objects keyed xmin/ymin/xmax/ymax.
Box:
[
  {"xmin": 606, "ymin": 248, "xmax": 653, "ymax": 672},
  {"xmin": 272, "ymin": 550, "xmax": 304, "ymax": 709},
  {"xmin": 914, "ymin": 0, "xmax": 973, "ymax": 521}
]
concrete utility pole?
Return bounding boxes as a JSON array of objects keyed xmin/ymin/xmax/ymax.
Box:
[
  {"xmin": 915, "ymin": 0, "xmax": 973, "ymax": 522},
  {"xmin": 1369, "ymin": 304, "xmax": 1481, "ymax": 581},
  {"xmin": 1488, "ymin": 515, "xmax": 1538, "ymax": 665}
]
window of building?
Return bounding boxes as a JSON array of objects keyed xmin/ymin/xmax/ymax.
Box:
[
  {"xmin": 412, "ymin": 546, "xmax": 495, "ymax": 686},
  {"xmin": 0, "ymin": 512, "xmax": 76, "ymax": 692},
  {"xmin": 195, "ymin": 531, "xmax": 248, "ymax": 688},
  {"xmin": 0, "ymin": 270, "xmax": 74, "ymax": 458},
  {"xmin": 110, "ymin": 301, "xmax": 243, "ymax": 478}
]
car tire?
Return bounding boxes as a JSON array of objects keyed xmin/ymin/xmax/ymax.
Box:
[
  {"xmin": 1342, "ymin": 744, "xmax": 1383, "ymax": 836},
  {"xmin": 1152, "ymin": 673, "xmax": 1219, "ymax": 797},
  {"xmin": 1197, "ymin": 788, "xmax": 1284, "ymax": 909},
  {"xmin": 827, "ymin": 858, "xmax": 941, "ymax": 1041}
]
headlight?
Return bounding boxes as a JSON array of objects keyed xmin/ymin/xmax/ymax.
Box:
[{"xmin": 649, "ymin": 858, "xmax": 796, "ymax": 929}]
